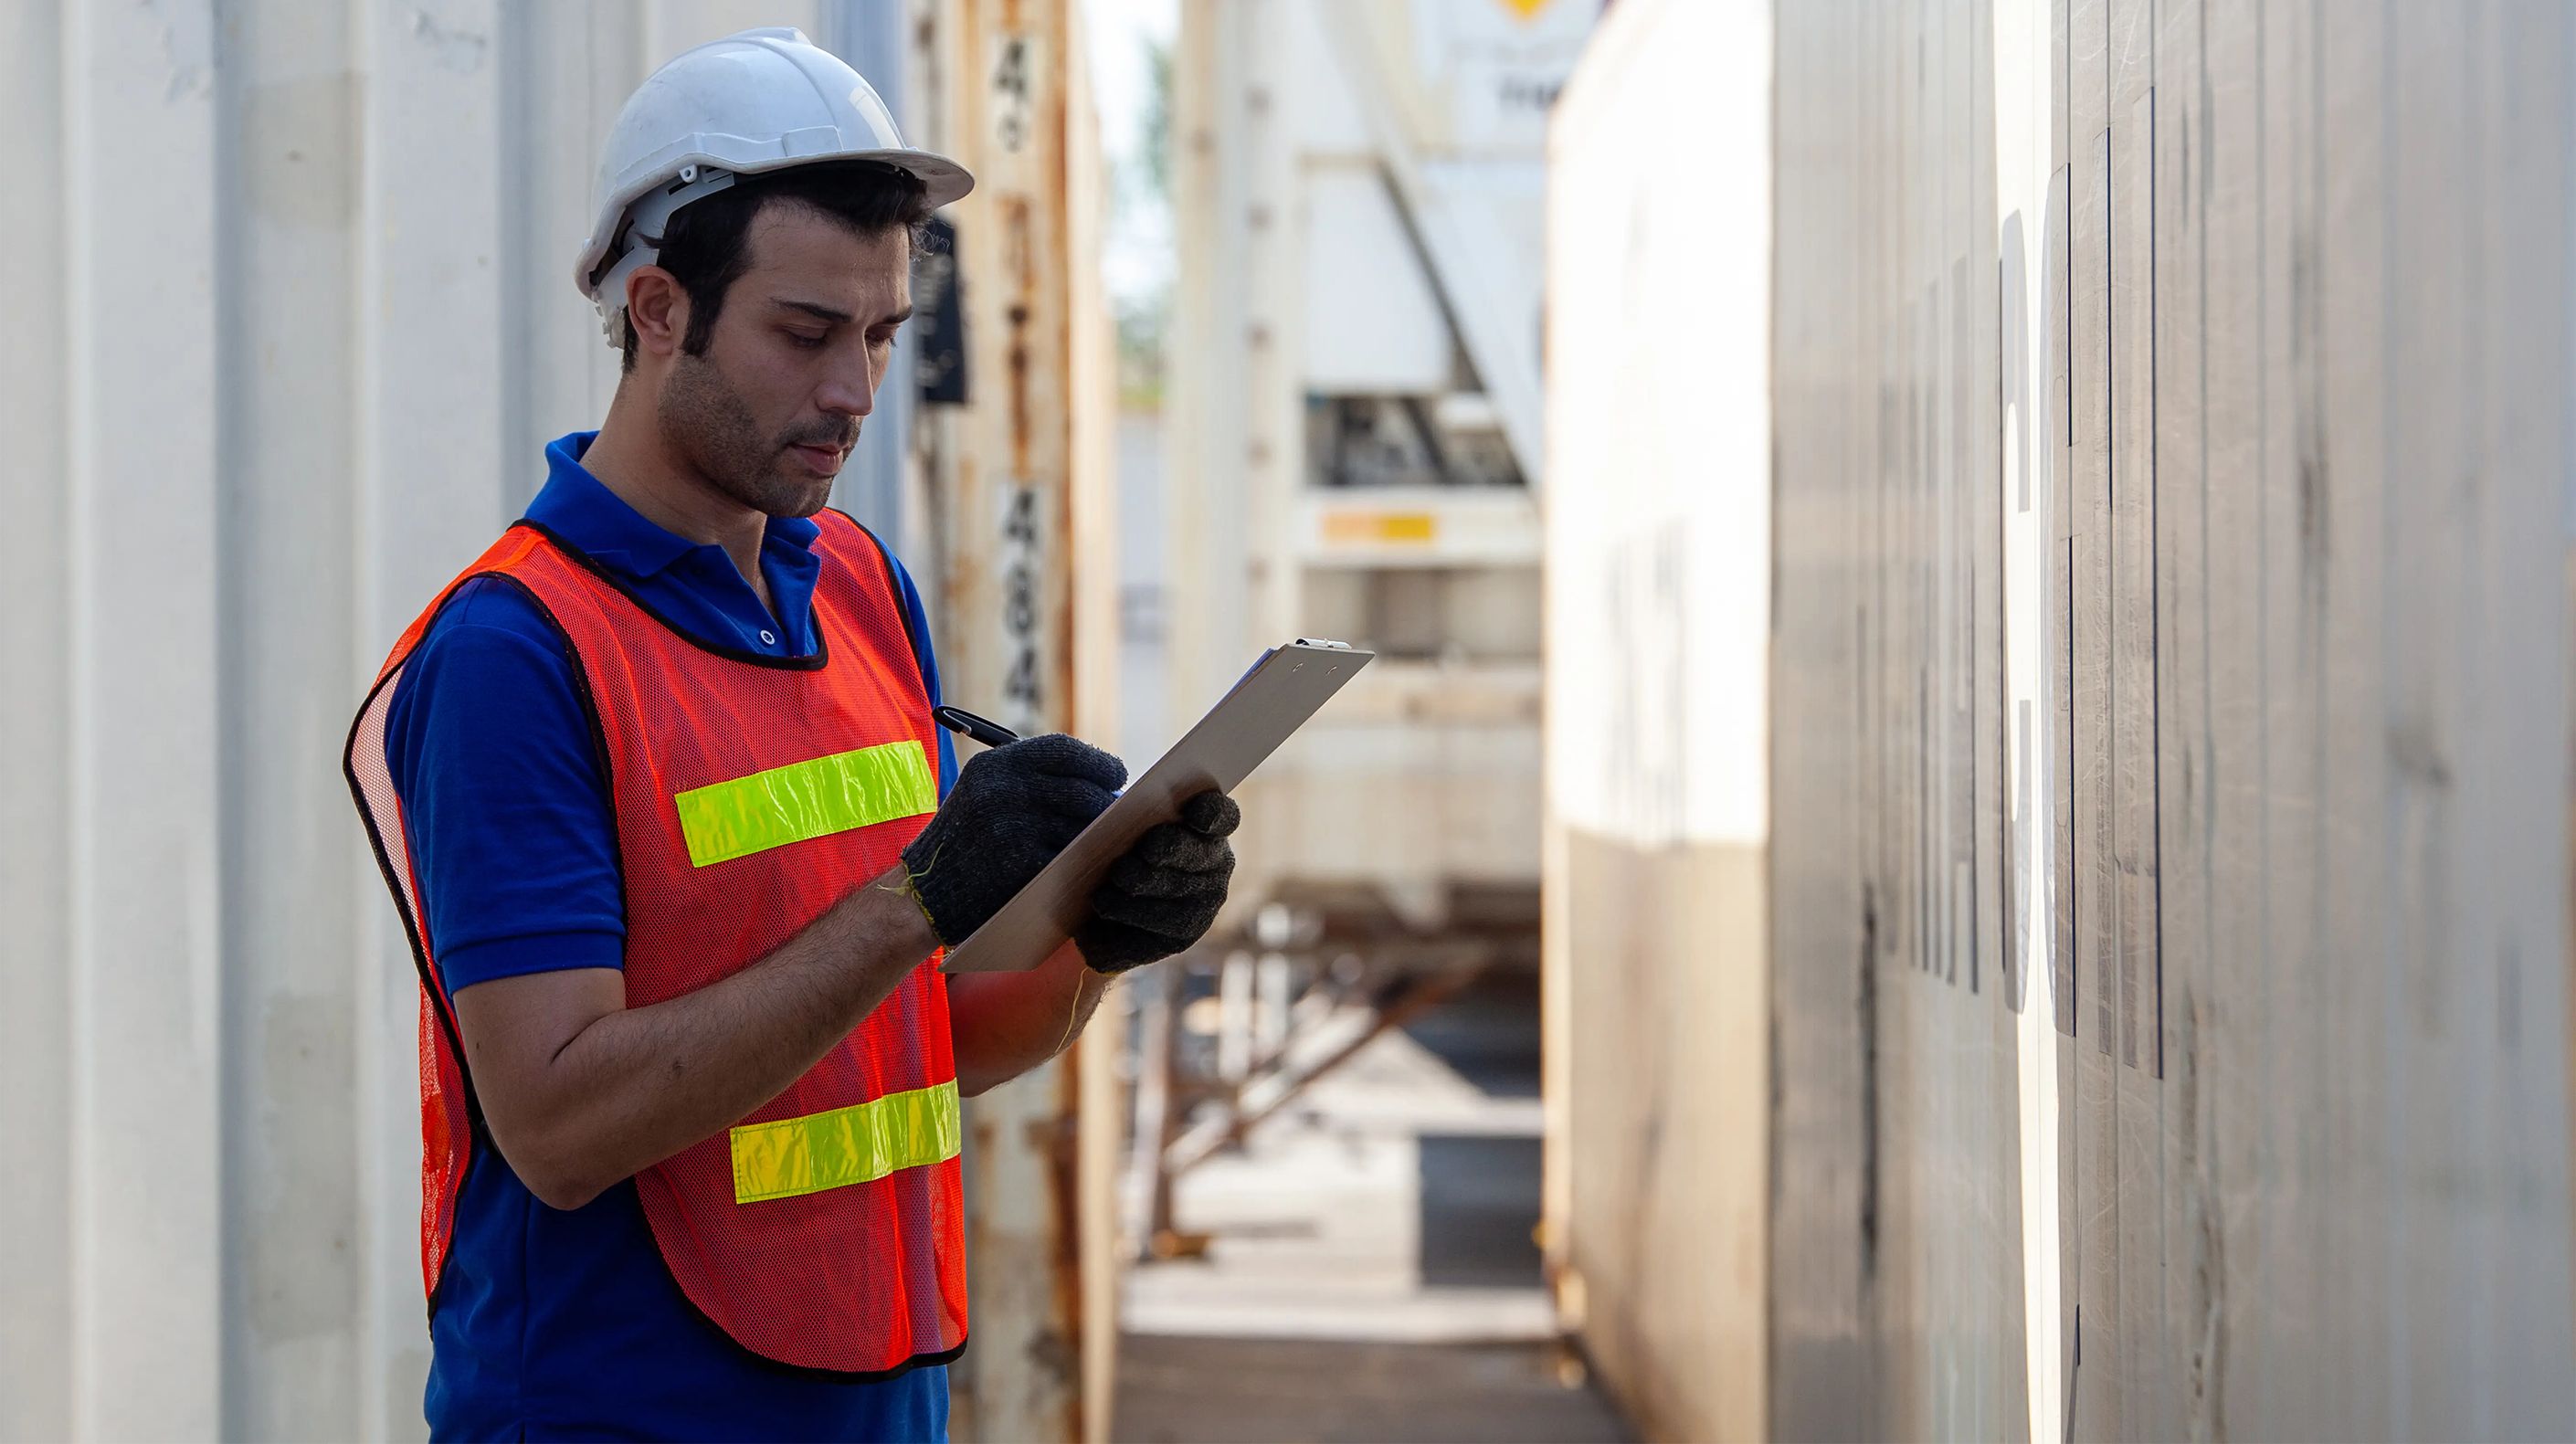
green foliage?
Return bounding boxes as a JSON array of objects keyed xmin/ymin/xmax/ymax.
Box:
[
  {"xmin": 1114, "ymin": 34, "xmax": 1176, "ymax": 409},
  {"xmin": 1142, "ymin": 37, "xmax": 1172, "ymax": 201}
]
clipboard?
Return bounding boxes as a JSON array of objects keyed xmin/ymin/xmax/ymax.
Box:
[{"xmin": 940, "ymin": 639, "xmax": 1376, "ymax": 974}]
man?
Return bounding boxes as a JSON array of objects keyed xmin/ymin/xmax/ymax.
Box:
[{"xmin": 343, "ymin": 30, "xmax": 1233, "ymax": 1440}]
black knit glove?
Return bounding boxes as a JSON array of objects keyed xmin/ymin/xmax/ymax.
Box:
[
  {"xmin": 1075, "ymin": 790, "xmax": 1240, "ymax": 975},
  {"xmin": 901, "ymin": 735, "xmax": 1126, "ymax": 946}
]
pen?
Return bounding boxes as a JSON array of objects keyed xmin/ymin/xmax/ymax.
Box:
[{"xmin": 932, "ymin": 705, "xmax": 1020, "ymax": 748}]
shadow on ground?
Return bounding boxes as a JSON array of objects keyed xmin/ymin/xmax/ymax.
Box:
[{"xmin": 1113, "ymin": 1333, "xmax": 1632, "ymax": 1444}]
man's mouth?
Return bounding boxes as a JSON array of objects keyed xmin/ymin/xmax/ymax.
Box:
[{"xmin": 788, "ymin": 442, "xmax": 844, "ymax": 474}]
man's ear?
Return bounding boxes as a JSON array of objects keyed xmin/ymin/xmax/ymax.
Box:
[{"xmin": 624, "ymin": 265, "xmax": 690, "ymax": 364}]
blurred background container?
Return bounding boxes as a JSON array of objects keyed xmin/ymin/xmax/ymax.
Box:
[
  {"xmin": 1109, "ymin": 2, "xmax": 1622, "ymax": 1439},
  {"xmin": 1539, "ymin": 3, "xmax": 1770, "ymax": 1439}
]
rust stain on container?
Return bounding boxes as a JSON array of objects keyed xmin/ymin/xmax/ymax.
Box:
[{"xmin": 1046, "ymin": 1042, "xmax": 1085, "ymax": 1443}]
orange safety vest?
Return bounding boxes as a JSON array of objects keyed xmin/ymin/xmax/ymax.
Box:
[{"xmin": 343, "ymin": 510, "xmax": 967, "ymax": 1379}]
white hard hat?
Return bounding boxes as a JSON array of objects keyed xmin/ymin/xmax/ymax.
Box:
[{"xmin": 576, "ymin": 26, "xmax": 974, "ymax": 336}]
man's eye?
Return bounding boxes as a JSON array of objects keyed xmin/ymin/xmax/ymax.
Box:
[{"xmin": 786, "ymin": 331, "xmax": 829, "ymax": 349}]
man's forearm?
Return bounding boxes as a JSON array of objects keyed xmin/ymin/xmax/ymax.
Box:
[
  {"xmin": 456, "ymin": 864, "xmax": 937, "ymax": 1209},
  {"xmin": 948, "ymin": 940, "xmax": 1113, "ymax": 1095}
]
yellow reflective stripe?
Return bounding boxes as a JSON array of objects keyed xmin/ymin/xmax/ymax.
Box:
[
  {"xmin": 673, "ymin": 741, "xmax": 938, "ymax": 869},
  {"xmin": 730, "ymin": 1080, "xmax": 963, "ymax": 1205}
]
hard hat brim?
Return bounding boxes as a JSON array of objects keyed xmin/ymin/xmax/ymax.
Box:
[{"xmin": 574, "ymin": 146, "xmax": 976, "ymax": 304}]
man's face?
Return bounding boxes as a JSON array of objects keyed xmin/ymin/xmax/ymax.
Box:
[{"xmin": 657, "ymin": 200, "xmax": 912, "ymax": 519}]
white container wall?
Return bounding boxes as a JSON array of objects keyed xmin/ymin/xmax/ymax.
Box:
[
  {"xmin": 0, "ymin": 4, "xmax": 1093, "ymax": 1438},
  {"xmin": 1547, "ymin": 0, "xmax": 2576, "ymax": 1439},
  {"xmin": 1539, "ymin": 0, "xmax": 1773, "ymax": 1439}
]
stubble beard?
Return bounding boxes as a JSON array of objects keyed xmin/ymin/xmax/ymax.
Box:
[{"xmin": 658, "ymin": 351, "xmax": 855, "ymax": 519}]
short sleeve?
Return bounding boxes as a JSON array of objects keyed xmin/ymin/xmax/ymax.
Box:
[
  {"xmin": 882, "ymin": 549, "xmax": 956, "ymax": 796},
  {"xmin": 384, "ymin": 576, "xmax": 627, "ymax": 996}
]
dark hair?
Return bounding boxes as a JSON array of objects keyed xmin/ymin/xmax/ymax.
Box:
[{"xmin": 618, "ymin": 159, "xmax": 934, "ymax": 374}]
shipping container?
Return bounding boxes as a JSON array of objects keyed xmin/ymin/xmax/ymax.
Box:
[
  {"xmin": 0, "ymin": 4, "xmax": 1118, "ymax": 1438},
  {"xmin": 1541, "ymin": 2, "xmax": 1773, "ymax": 1438},
  {"xmin": 1546, "ymin": 0, "xmax": 2576, "ymax": 1439}
]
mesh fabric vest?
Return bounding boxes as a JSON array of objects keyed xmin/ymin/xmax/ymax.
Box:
[{"xmin": 343, "ymin": 510, "xmax": 967, "ymax": 1379}]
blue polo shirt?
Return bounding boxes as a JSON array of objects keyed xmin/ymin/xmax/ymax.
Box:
[{"xmin": 385, "ymin": 433, "xmax": 957, "ymax": 1442}]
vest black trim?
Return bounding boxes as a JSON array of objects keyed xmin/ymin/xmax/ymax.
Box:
[{"xmin": 509, "ymin": 519, "xmax": 835, "ymax": 672}]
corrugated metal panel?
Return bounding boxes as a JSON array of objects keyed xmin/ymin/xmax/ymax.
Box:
[
  {"xmin": 1554, "ymin": 0, "xmax": 2576, "ymax": 1437},
  {"xmin": 1803, "ymin": 0, "xmax": 2576, "ymax": 1430},
  {"xmin": 0, "ymin": 4, "xmax": 1093, "ymax": 1437}
]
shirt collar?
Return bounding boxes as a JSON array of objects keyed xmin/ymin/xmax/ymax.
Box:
[{"xmin": 528, "ymin": 432, "xmax": 822, "ymax": 580}]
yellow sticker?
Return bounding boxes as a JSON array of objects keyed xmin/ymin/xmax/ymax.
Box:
[{"xmin": 1323, "ymin": 511, "xmax": 1439, "ymax": 544}]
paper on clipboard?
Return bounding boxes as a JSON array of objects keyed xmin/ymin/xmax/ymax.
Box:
[{"xmin": 940, "ymin": 639, "xmax": 1375, "ymax": 974}]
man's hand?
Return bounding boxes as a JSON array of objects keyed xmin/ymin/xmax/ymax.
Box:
[
  {"xmin": 902, "ymin": 735, "xmax": 1126, "ymax": 945},
  {"xmin": 946, "ymin": 790, "xmax": 1239, "ymax": 1091},
  {"xmin": 1076, "ymin": 790, "xmax": 1240, "ymax": 975}
]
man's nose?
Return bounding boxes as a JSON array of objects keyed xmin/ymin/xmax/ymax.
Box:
[{"xmin": 815, "ymin": 354, "xmax": 877, "ymax": 419}]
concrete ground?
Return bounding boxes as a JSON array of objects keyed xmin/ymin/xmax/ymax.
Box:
[
  {"xmin": 1120, "ymin": 996, "xmax": 1552, "ymax": 1341},
  {"xmin": 1112, "ymin": 1334, "xmax": 1630, "ymax": 1444},
  {"xmin": 1115, "ymin": 972, "xmax": 1631, "ymax": 1442}
]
